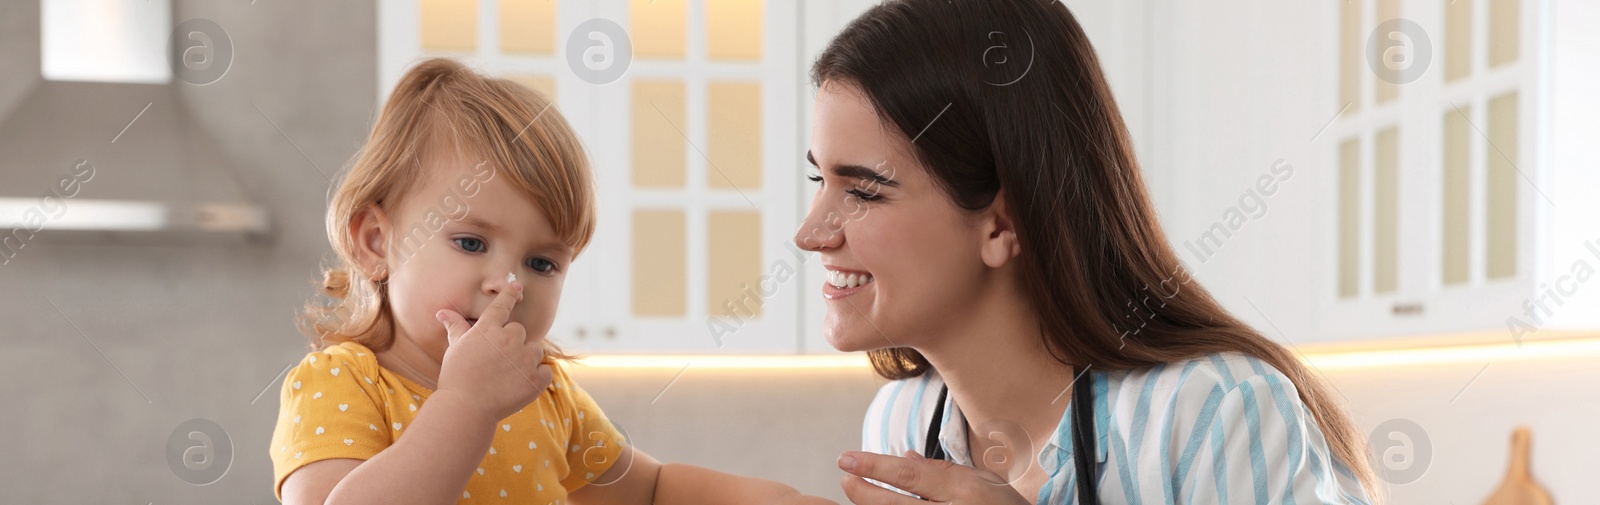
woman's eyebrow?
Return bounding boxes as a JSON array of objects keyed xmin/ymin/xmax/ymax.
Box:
[{"xmin": 805, "ymin": 150, "xmax": 899, "ymax": 187}]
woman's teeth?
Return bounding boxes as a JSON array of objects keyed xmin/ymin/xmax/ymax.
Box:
[{"xmin": 826, "ymin": 270, "xmax": 875, "ymax": 289}]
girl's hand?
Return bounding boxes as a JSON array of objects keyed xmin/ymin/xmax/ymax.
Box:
[
  {"xmin": 838, "ymin": 450, "xmax": 1031, "ymax": 505},
  {"xmin": 434, "ymin": 280, "xmax": 554, "ymax": 422}
]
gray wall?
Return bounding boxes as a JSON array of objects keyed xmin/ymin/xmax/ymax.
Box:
[{"xmin": 0, "ymin": 0, "xmax": 377, "ymax": 502}]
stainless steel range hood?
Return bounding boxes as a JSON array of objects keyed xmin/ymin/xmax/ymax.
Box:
[
  {"xmin": 0, "ymin": 81, "xmax": 270, "ymax": 244},
  {"xmin": 0, "ymin": 0, "xmax": 269, "ymax": 246}
]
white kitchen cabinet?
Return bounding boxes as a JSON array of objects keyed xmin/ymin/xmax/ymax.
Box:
[
  {"xmin": 1314, "ymin": 0, "xmax": 1600, "ymax": 344},
  {"xmin": 1146, "ymin": 0, "xmax": 1600, "ymax": 347},
  {"xmin": 380, "ymin": 0, "xmax": 806, "ymax": 353}
]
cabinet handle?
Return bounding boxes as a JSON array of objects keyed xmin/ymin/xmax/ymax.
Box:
[
  {"xmin": 604, "ymin": 327, "xmax": 617, "ymax": 339},
  {"xmin": 576, "ymin": 327, "xmax": 588, "ymax": 339},
  {"xmin": 1391, "ymin": 302, "xmax": 1425, "ymax": 316}
]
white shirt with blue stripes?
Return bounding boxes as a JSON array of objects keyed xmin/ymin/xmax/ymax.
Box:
[{"xmin": 860, "ymin": 352, "xmax": 1374, "ymax": 504}]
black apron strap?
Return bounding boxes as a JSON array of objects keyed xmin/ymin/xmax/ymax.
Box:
[
  {"xmin": 923, "ymin": 385, "xmax": 949, "ymax": 461},
  {"xmin": 1071, "ymin": 369, "xmax": 1099, "ymax": 504},
  {"xmin": 922, "ymin": 373, "xmax": 1097, "ymax": 504}
]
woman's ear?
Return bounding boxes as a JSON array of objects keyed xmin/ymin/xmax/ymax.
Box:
[
  {"xmin": 979, "ymin": 190, "xmax": 1022, "ymax": 269},
  {"xmin": 350, "ymin": 205, "xmax": 393, "ymax": 280}
]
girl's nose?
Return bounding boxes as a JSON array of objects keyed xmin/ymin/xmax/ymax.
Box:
[{"xmin": 484, "ymin": 269, "xmax": 517, "ymax": 296}]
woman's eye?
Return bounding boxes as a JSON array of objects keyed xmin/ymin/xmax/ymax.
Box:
[
  {"xmin": 525, "ymin": 257, "xmax": 556, "ymax": 273},
  {"xmin": 846, "ymin": 188, "xmax": 884, "ymax": 202},
  {"xmin": 806, "ymin": 173, "xmax": 823, "ymax": 184},
  {"xmin": 453, "ymin": 237, "xmax": 486, "ymax": 253}
]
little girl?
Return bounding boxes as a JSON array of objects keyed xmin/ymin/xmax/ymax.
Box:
[{"xmin": 270, "ymin": 57, "xmax": 832, "ymax": 505}]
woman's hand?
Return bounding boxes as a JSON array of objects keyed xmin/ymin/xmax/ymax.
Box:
[
  {"xmin": 838, "ymin": 450, "xmax": 1031, "ymax": 505},
  {"xmin": 434, "ymin": 279, "xmax": 554, "ymax": 423}
]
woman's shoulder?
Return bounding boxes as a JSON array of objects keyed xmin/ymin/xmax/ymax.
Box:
[
  {"xmin": 1122, "ymin": 351, "xmax": 1290, "ymax": 386},
  {"xmin": 1106, "ymin": 352, "xmax": 1301, "ymax": 411}
]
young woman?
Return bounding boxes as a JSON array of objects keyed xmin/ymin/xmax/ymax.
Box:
[{"xmin": 795, "ymin": 1, "xmax": 1380, "ymax": 503}]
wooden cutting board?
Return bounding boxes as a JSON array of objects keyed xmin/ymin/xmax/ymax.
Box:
[{"xmin": 1480, "ymin": 427, "xmax": 1553, "ymax": 505}]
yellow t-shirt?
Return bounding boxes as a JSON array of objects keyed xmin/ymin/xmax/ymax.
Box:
[{"xmin": 270, "ymin": 341, "xmax": 624, "ymax": 503}]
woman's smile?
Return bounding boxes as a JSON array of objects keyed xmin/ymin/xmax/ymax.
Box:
[{"xmin": 822, "ymin": 266, "xmax": 876, "ymax": 299}]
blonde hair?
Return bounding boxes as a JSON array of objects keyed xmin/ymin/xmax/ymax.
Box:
[{"xmin": 300, "ymin": 57, "xmax": 594, "ymax": 357}]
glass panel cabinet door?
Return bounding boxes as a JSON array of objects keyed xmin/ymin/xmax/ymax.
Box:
[
  {"xmin": 380, "ymin": 0, "xmax": 803, "ymax": 353},
  {"xmin": 1320, "ymin": 0, "xmax": 1536, "ymax": 341},
  {"xmin": 594, "ymin": 0, "xmax": 801, "ymax": 353}
]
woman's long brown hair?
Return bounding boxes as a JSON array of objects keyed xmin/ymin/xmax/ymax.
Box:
[{"xmin": 813, "ymin": 0, "xmax": 1380, "ymax": 497}]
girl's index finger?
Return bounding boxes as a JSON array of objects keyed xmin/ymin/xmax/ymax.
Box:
[{"xmin": 478, "ymin": 276, "xmax": 523, "ymax": 327}]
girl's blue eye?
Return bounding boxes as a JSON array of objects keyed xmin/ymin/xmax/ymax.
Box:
[
  {"xmin": 526, "ymin": 257, "xmax": 556, "ymax": 273},
  {"xmin": 454, "ymin": 237, "xmax": 485, "ymax": 253}
]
